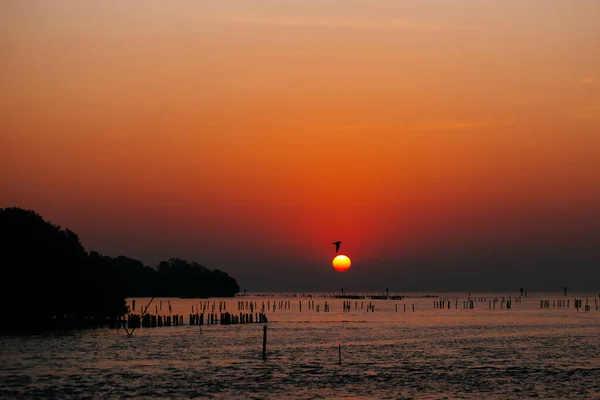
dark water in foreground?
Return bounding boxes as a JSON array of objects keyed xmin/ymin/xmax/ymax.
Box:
[{"xmin": 1, "ymin": 292, "xmax": 599, "ymax": 399}]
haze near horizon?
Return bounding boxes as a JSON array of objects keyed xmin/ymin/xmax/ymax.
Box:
[{"xmin": 1, "ymin": 1, "xmax": 599, "ymax": 291}]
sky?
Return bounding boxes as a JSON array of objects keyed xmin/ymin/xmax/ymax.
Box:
[{"xmin": 1, "ymin": 1, "xmax": 599, "ymax": 292}]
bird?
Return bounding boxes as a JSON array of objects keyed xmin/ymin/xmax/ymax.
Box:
[{"xmin": 332, "ymin": 241, "xmax": 341, "ymax": 253}]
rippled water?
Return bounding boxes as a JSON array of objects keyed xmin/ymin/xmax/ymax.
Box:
[{"xmin": 1, "ymin": 292, "xmax": 599, "ymax": 399}]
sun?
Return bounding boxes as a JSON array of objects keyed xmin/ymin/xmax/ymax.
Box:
[{"xmin": 332, "ymin": 255, "xmax": 351, "ymax": 272}]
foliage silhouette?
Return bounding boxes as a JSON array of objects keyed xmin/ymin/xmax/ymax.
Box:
[
  {"xmin": 89, "ymin": 255, "xmax": 240, "ymax": 298},
  {"xmin": 0, "ymin": 207, "xmax": 240, "ymax": 332}
]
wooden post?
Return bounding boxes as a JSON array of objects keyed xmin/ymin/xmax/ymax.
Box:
[
  {"xmin": 338, "ymin": 343, "xmax": 342, "ymax": 365},
  {"xmin": 262, "ymin": 325, "xmax": 268, "ymax": 360}
]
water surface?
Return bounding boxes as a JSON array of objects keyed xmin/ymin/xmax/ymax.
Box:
[{"xmin": 1, "ymin": 292, "xmax": 599, "ymax": 399}]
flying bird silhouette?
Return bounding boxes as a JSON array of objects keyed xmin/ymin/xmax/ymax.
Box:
[{"xmin": 332, "ymin": 241, "xmax": 341, "ymax": 253}]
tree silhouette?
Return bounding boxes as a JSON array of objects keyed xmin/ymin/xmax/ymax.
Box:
[
  {"xmin": 0, "ymin": 207, "xmax": 240, "ymax": 332},
  {"xmin": 0, "ymin": 207, "xmax": 126, "ymax": 331}
]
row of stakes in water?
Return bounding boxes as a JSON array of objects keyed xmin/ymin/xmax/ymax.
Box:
[
  {"xmin": 191, "ymin": 301, "xmax": 229, "ymax": 314},
  {"xmin": 344, "ymin": 301, "xmax": 417, "ymax": 312},
  {"xmin": 239, "ymin": 300, "xmax": 292, "ymax": 312},
  {"xmin": 238, "ymin": 300, "xmax": 333, "ymax": 312},
  {"xmin": 130, "ymin": 295, "xmax": 599, "ymax": 319},
  {"xmin": 437, "ymin": 296, "xmax": 523, "ymax": 303},
  {"xmin": 540, "ymin": 298, "xmax": 599, "ymax": 311},
  {"xmin": 434, "ymin": 297, "xmax": 519, "ymax": 310},
  {"xmin": 130, "ymin": 299, "xmax": 176, "ymax": 314},
  {"xmin": 118, "ymin": 312, "xmax": 268, "ymax": 328},
  {"xmin": 129, "ymin": 300, "xmax": 233, "ymax": 315},
  {"xmin": 123, "ymin": 314, "xmax": 184, "ymax": 328},
  {"xmin": 244, "ymin": 300, "xmax": 414, "ymax": 313}
]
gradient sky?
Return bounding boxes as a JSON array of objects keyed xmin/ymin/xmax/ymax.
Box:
[{"xmin": 2, "ymin": 1, "xmax": 599, "ymax": 291}]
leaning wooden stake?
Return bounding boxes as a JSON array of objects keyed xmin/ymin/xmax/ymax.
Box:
[{"xmin": 123, "ymin": 297, "xmax": 154, "ymax": 337}]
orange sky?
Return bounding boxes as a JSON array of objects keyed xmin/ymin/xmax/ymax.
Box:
[{"xmin": 1, "ymin": 1, "xmax": 599, "ymax": 290}]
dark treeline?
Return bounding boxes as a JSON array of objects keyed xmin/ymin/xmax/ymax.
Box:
[
  {"xmin": 0, "ymin": 207, "xmax": 240, "ymax": 332},
  {"xmin": 89, "ymin": 254, "xmax": 240, "ymax": 298}
]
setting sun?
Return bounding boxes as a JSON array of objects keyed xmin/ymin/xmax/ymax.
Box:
[{"xmin": 332, "ymin": 255, "xmax": 351, "ymax": 272}]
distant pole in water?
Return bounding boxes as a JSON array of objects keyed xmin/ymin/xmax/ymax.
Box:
[
  {"xmin": 262, "ymin": 325, "xmax": 268, "ymax": 360},
  {"xmin": 520, "ymin": 288, "xmax": 524, "ymax": 297},
  {"xmin": 564, "ymin": 286, "xmax": 567, "ymax": 297},
  {"xmin": 338, "ymin": 343, "xmax": 342, "ymax": 365}
]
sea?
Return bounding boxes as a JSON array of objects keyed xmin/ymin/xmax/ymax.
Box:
[{"xmin": 1, "ymin": 291, "xmax": 599, "ymax": 399}]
